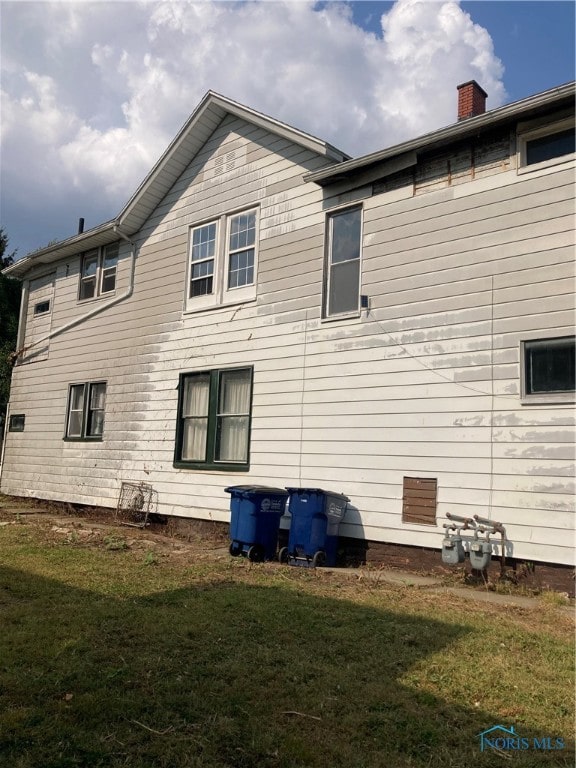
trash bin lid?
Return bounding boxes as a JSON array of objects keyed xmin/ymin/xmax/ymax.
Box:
[
  {"xmin": 225, "ymin": 485, "xmax": 289, "ymax": 496},
  {"xmin": 286, "ymin": 487, "xmax": 349, "ymax": 502}
]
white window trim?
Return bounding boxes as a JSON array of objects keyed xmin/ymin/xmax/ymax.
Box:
[
  {"xmin": 78, "ymin": 243, "xmax": 119, "ymax": 302},
  {"xmin": 517, "ymin": 117, "xmax": 575, "ymax": 176},
  {"xmin": 322, "ymin": 203, "xmax": 363, "ymax": 322},
  {"xmin": 184, "ymin": 207, "xmax": 259, "ymax": 314},
  {"xmin": 520, "ymin": 335, "xmax": 575, "ymax": 405}
]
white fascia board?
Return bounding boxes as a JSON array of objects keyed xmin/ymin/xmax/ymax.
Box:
[
  {"xmin": 305, "ymin": 81, "xmax": 576, "ymax": 186},
  {"xmin": 117, "ymin": 91, "xmax": 350, "ymax": 233},
  {"xmin": 3, "ymin": 222, "xmax": 117, "ymax": 278}
]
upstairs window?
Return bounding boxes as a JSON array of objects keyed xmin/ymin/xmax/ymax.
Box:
[
  {"xmin": 522, "ymin": 336, "xmax": 575, "ymax": 403},
  {"xmin": 526, "ymin": 128, "xmax": 575, "ymax": 165},
  {"xmin": 519, "ymin": 118, "xmax": 575, "ymax": 172},
  {"xmin": 190, "ymin": 223, "xmax": 217, "ymax": 298},
  {"xmin": 66, "ymin": 382, "xmax": 107, "ymax": 439},
  {"xmin": 175, "ymin": 367, "xmax": 253, "ymax": 470},
  {"xmin": 227, "ymin": 211, "xmax": 256, "ymax": 289},
  {"xmin": 186, "ymin": 209, "xmax": 259, "ymax": 312},
  {"xmin": 79, "ymin": 243, "xmax": 119, "ymax": 300},
  {"xmin": 323, "ymin": 206, "xmax": 362, "ymax": 318}
]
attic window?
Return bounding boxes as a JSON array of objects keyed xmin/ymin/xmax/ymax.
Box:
[{"xmin": 402, "ymin": 477, "xmax": 437, "ymax": 526}]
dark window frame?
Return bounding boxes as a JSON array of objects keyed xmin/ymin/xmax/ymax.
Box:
[
  {"xmin": 174, "ymin": 367, "xmax": 253, "ymax": 471},
  {"xmin": 521, "ymin": 336, "xmax": 575, "ymax": 403},
  {"xmin": 64, "ymin": 381, "xmax": 107, "ymax": 441},
  {"xmin": 9, "ymin": 414, "xmax": 25, "ymax": 432}
]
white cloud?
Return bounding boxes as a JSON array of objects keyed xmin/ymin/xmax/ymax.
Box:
[{"xmin": 0, "ymin": 0, "xmax": 505, "ymax": 254}]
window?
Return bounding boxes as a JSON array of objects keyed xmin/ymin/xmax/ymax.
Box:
[
  {"xmin": 175, "ymin": 367, "xmax": 253, "ymax": 470},
  {"xmin": 324, "ymin": 206, "xmax": 362, "ymax": 318},
  {"xmin": 34, "ymin": 300, "xmax": 50, "ymax": 315},
  {"xmin": 190, "ymin": 222, "xmax": 217, "ymax": 297},
  {"xmin": 8, "ymin": 414, "xmax": 25, "ymax": 432},
  {"xmin": 65, "ymin": 382, "xmax": 107, "ymax": 439},
  {"xmin": 526, "ymin": 128, "xmax": 575, "ymax": 165},
  {"xmin": 227, "ymin": 211, "xmax": 256, "ymax": 289},
  {"xmin": 186, "ymin": 209, "xmax": 258, "ymax": 311},
  {"xmin": 522, "ymin": 336, "xmax": 575, "ymax": 402},
  {"xmin": 402, "ymin": 477, "xmax": 437, "ymax": 525},
  {"xmin": 79, "ymin": 243, "xmax": 119, "ymax": 300},
  {"xmin": 518, "ymin": 118, "xmax": 575, "ymax": 172}
]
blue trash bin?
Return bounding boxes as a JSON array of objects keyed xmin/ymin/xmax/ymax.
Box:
[
  {"xmin": 225, "ymin": 485, "xmax": 289, "ymax": 562},
  {"xmin": 282, "ymin": 488, "xmax": 349, "ymax": 567}
]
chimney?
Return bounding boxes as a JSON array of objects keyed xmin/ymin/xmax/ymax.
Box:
[
  {"xmin": 457, "ymin": 80, "xmax": 488, "ymax": 120},
  {"xmin": 78, "ymin": 217, "xmax": 85, "ymax": 234}
]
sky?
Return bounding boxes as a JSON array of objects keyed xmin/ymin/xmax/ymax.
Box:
[{"xmin": 1, "ymin": 0, "xmax": 574, "ymax": 260}]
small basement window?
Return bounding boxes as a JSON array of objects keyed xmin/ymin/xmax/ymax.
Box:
[
  {"xmin": 34, "ymin": 300, "xmax": 51, "ymax": 315},
  {"xmin": 522, "ymin": 336, "xmax": 575, "ymax": 403},
  {"xmin": 9, "ymin": 414, "xmax": 25, "ymax": 432},
  {"xmin": 402, "ymin": 477, "xmax": 437, "ymax": 525}
]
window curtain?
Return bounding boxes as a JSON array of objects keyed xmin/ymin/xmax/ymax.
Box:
[
  {"xmin": 182, "ymin": 375, "xmax": 209, "ymax": 460},
  {"xmin": 217, "ymin": 370, "xmax": 251, "ymax": 461}
]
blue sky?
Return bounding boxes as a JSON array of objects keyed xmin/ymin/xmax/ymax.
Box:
[{"xmin": 1, "ymin": 0, "xmax": 574, "ymax": 260}]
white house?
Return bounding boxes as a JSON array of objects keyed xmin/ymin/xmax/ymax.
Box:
[{"xmin": 1, "ymin": 81, "xmax": 574, "ymax": 569}]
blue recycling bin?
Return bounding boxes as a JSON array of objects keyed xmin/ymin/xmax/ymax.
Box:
[
  {"xmin": 225, "ymin": 485, "xmax": 289, "ymax": 562},
  {"xmin": 282, "ymin": 488, "xmax": 349, "ymax": 567}
]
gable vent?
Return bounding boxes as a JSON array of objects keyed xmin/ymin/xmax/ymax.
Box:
[{"xmin": 214, "ymin": 150, "xmax": 237, "ymax": 176}]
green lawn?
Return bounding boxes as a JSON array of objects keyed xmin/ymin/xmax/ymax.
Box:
[{"xmin": 0, "ymin": 515, "xmax": 573, "ymax": 768}]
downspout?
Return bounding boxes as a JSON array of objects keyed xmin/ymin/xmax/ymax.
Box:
[
  {"xmin": 10, "ymin": 225, "xmax": 136, "ymax": 361},
  {"xmin": 0, "ymin": 403, "xmax": 9, "ymax": 481}
]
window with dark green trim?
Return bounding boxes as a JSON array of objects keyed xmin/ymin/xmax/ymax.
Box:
[
  {"xmin": 65, "ymin": 382, "xmax": 106, "ymax": 440},
  {"xmin": 175, "ymin": 367, "xmax": 253, "ymax": 470}
]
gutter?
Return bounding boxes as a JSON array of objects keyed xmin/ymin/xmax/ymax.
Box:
[
  {"xmin": 305, "ymin": 81, "xmax": 576, "ymax": 186},
  {"xmin": 10, "ymin": 225, "xmax": 136, "ymax": 362}
]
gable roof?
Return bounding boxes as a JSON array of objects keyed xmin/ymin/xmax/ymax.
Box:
[
  {"xmin": 5, "ymin": 91, "xmax": 349, "ymax": 278},
  {"xmin": 116, "ymin": 90, "xmax": 349, "ymax": 234}
]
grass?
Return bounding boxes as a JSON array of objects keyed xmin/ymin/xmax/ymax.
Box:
[{"xmin": 0, "ymin": 513, "xmax": 574, "ymax": 768}]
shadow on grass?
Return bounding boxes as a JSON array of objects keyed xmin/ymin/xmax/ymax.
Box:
[{"xmin": 0, "ymin": 565, "xmax": 572, "ymax": 768}]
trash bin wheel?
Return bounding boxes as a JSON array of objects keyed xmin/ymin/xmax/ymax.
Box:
[
  {"xmin": 247, "ymin": 545, "xmax": 265, "ymax": 563},
  {"xmin": 229, "ymin": 542, "xmax": 242, "ymax": 557},
  {"xmin": 312, "ymin": 550, "xmax": 326, "ymax": 568},
  {"xmin": 278, "ymin": 546, "xmax": 289, "ymax": 564}
]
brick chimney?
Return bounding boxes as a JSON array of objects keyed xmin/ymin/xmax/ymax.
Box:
[{"xmin": 457, "ymin": 80, "xmax": 488, "ymax": 120}]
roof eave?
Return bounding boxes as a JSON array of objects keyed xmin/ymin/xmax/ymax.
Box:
[
  {"xmin": 2, "ymin": 221, "xmax": 117, "ymax": 278},
  {"xmin": 305, "ymin": 81, "xmax": 576, "ymax": 186},
  {"xmin": 117, "ymin": 91, "xmax": 350, "ymax": 232}
]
